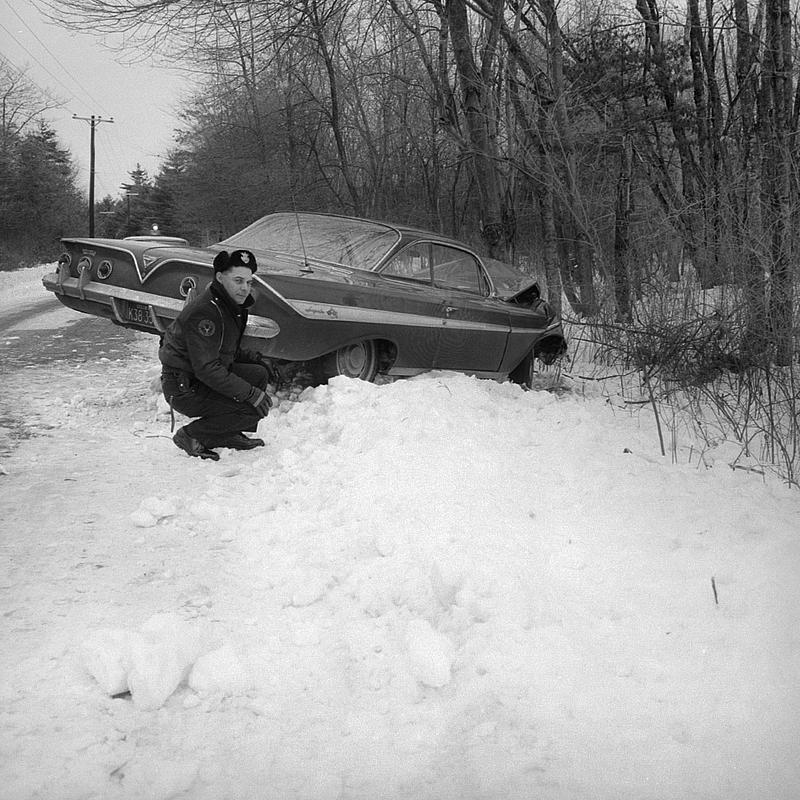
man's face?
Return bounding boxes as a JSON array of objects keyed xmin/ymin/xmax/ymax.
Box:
[{"xmin": 216, "ymin": 266, "xmax": 253, "ymax": 305}]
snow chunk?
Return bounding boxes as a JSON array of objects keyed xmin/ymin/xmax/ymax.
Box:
[
  {"xmin": 128, "ymin": 614, "xmax": 207, "ymax": 710},
  {"xmin": 81, "ymin": 614, "xmax": 207, "ymax": 710},
  {"xmin": 141, "ymin": 495, "xmax": 178, "ymax": 519},
  {"xmin": 130, "ymin": 509, "xmax": 158, "ymax": 528},
  {"xmin": 81, "ymin": 628, "xmax": 134, "ymax": 696},
  {"xmin": 188, "ymin": 643, "xmax": 252, "ymax": 696},
  {"xmin": 405, "ymin": 618, "xmax": 454, "ymax": 688},
  {"xmin": 130, "ymin": 495, "xmax": 178, "ymax": 527}
]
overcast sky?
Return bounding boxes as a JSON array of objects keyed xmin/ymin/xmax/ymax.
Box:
[{"xmin": 0, "ymin": 0, "xmax": 191, "ymax": 199}]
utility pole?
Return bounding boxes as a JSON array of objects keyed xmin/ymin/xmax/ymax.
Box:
[
  {"xmin": 73, "ymin": 114, "xmax": 114, "ymax": 236},
  {"xmin": 120, "ymin": 183, "xmax": 139, "ymax": 233}
]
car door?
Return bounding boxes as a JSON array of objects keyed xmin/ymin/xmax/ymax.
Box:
[
  {"xmin": 429, "ymin": 245, "xmax": 510, "ymax": 372},
  {"xmin": 376, "ymin": 242, "xmax": 450, "ymax": 369}
]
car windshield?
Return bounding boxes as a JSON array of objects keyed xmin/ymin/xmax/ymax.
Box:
[
  {"xmin": 222, "ymin": 213, "xmax": 400, "ymax": 271},
  {"xmin": 483, "ymin": 257, "xmax": 536, "ymax": 294}
]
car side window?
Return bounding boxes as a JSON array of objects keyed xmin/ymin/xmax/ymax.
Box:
[
  {"xmin": 431, "ymin": 246, "xmax": 488, "ymax": 295},
  {"xmin": 381, "ymin": 244, "xmax": 432, "ymax": 283}
]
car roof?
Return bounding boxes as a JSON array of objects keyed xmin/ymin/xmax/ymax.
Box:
[{"xmin": 269, "ymin": 210, "xmax": 477, "ymax": 252}]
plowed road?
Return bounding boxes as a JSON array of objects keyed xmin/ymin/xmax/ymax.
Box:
[{"xmin": 1, "ymin": 294, "xmax": 141, "ymax": 368}]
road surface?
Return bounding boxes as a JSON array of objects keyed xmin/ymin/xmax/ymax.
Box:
[
  {"xmin": 0, "ymin": 294, "xmax": 148, "ymax": 455},
  {"xmin": 1, "ymin": 295, "xmax": 143, "ymax": 369}
]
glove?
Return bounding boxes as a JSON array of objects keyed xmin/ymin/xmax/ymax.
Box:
[
  {"xmin": 246, "ymin": 386, "xmax": 273, "ymax": 417},
  {"xmin": 256, "ymin": 355, "xmax": 281, "ymax": 386}
]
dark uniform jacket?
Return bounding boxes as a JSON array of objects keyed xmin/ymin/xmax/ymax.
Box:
[{"xmin": 159, "ymin": 280, "xmax": 263, "ymax": 401}]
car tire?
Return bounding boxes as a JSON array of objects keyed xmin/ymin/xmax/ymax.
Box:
[{"xmin": 319, "ymin": 340, "xmax": 380, "ymax": 382}]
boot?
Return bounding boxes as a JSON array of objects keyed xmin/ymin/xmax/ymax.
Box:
[
  {"xmin": 173, "ymin": 427, "xmax": 220, "ymax": 461},
  {"xmin": 211, "ymin": 433, "xmax": 265, "ymax": 450}
]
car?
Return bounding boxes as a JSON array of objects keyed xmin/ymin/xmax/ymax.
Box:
[{"xmin": 42, "ymin": 211, "xmax": 566, "ymax": 385}]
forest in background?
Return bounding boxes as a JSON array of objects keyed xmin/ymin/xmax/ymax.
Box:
[
  {"xmin": 0, "ymin": 60, "xmax": 85, "ymax": 267},
  {"xmin": 2, "ymin": 0, "xmax": 798, "ymax": 482}
]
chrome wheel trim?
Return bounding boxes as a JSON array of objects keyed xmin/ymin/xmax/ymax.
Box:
[{"xmin": 334, "ymin": 341, "xmax": 378, "ymax": 380}]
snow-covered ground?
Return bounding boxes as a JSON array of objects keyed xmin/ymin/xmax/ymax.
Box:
[{"xmin": 1, "ymin": 265, "xmax": 799, "ymax": 800}]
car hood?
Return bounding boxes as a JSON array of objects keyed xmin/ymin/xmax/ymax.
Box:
[{"xmin": 493, "ymin": 280, "xmax": 541, "ymax": 302}]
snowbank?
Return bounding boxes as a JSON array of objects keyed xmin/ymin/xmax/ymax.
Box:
[{"xmin": 1, "ymin": 267, "xmax": 799, "ymax": 800}]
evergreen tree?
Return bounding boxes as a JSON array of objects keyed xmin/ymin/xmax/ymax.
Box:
[{"xmin": 0, "ymin": 121, "xmax": 84, "ymax": 268}]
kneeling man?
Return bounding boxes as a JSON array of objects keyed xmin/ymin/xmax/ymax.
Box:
[{"xmin": 159, "ymin": 248, "xmax": 273, "ymax": 461}]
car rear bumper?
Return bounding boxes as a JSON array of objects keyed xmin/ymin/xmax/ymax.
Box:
[{"xmin": 42, "ymin": 272, "xmax": 281, "ymax": 341}]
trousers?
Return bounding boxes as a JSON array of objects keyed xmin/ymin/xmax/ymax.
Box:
[{"xmin": 161, "ymin": 362, "xmax": 269, "ymax": 445}]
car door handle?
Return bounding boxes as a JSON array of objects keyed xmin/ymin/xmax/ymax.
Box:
[{"xmin": 444, "ymin": 306, "xmax": 457, "ymax": 316}]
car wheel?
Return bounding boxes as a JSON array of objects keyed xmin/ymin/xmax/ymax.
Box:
[{"xmin": 320, "ymin": 340, "xmax": 380, "ymax": 382}]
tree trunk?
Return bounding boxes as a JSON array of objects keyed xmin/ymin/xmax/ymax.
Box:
[
  {"xmin": 445, "ymin": 0, "xmax": 512, "ymax": 258},
  {"xmin": 304, "ymin": 0, "xmax": 362, "ymax": 215},
  {"xmin": 613, "ymin": 135, "xmax": 633, "ymax": 322},
  {"xmin": 760, "ymin": 0, "xmax": 795, "ymax": 365},
  {"xmin": 540, "ymin": 0, "xmax": 597, "ymax": 316},
  {"xmin": 636, "ymin": 0, "xmax": 715, "ymax": 287},
  {"xmin": 734, "ymin": 0, "xmax": 769, "ymax": 360}
]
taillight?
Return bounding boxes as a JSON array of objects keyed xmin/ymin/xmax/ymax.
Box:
[
  {"xmin": 77, "ymin": 256, "xmax": 92, "ymax": 275},
  {"xmin": 179, "ymin": 276, "xmax": 197, "ymax": 298},
  {"xmin": 97, "ymin": 260, "xmax": 113, "ymax": 279}
]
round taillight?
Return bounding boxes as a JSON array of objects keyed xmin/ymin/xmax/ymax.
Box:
[
  {"xmin": 57, "ymin": 252, "xmax": 72, "ymax": 268},
  {"xmin": 179, "ymin": 276, "xmax": 197, "ymax": 298},
  {"xmin": 97, "ymin": 260, "xmax": 113, "ymax": 279},
  {"xmin": 77, "ymin": 256, "xmax": 92, "ymax": 274}
]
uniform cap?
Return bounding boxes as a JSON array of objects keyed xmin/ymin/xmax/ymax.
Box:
[{"xmin": 213, "ymin": 249, "xmax": 257, "ymax": 273}]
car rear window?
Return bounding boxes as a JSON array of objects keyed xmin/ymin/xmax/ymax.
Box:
[{"xmin": 223, "ymin": 213, "xmax": 399, "ymax": 270}]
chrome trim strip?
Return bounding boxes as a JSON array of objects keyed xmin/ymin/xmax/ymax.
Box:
[
  {"xmin": 47, "ymin": 275, "xmax": 555, "ymax": 339},
  {"xmin": 508, "ymin": 319, "xmax": 562, "ymax": 335},
  {"xmin": 283, "ymin": 298, "xmax": 511, "ymax": 333},
  {"xmin": 142, "ymin": 258, "xmax": 213, "ymax": 283}
]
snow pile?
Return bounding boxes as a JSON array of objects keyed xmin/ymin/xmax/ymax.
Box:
[
  {"xmin": 0, "ymin": 264, "xmax": 54, "ymax": 311},
  {"xmin": 1, "ymin": 267, "xmax": 800, "ymax": 800},
  {"xmin": 81, "ymin": 613, "xmax": 236, "ymax": 709}
]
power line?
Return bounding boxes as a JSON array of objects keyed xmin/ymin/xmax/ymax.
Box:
[
  {"xmin": 0, "ymin": 18, "xmax": 81, "ymax": 102},
  {"xmin": 4, "ymin": 2, "xmax": 108, "ymax": 112},
  {"xmin": 1, "ymin": 2, "xmax": 186, "ymax": 198}
]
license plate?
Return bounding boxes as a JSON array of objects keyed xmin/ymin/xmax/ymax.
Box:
[{"xmin": 123, "ymin": 300, "xmax": 155, "ymax": 327}]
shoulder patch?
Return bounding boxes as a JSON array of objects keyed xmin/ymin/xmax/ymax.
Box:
[{"xmin": 197, "ymin": 319, "xmax": 216, "ymax": 337}]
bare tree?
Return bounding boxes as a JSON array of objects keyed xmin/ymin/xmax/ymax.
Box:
[
  {"xmin": 443, "ymin": 0, "xmax": 514, "ymax": 258},
  {"xmin": 0, "ymin": 57, "xmax": 62, "ymax": 147},
  {"xmin": 759, "ymin": 0, "xmax": 795, "ymax": 366},
  {"xmin": 37, "ymin": 0, "xmax": 799, "ymax": 368}
]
